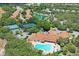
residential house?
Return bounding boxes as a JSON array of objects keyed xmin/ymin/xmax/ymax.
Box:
[
  {"xmin": 0, "ymin": 7, "xmax": 5, "ymax": 18},
  {"xmin": 10, "ymin": 8, "xmax": 20, "ymax": 19},
  {"xmin": 0, "ymin": 7, "xmax": 5, "ymax": 14},
  {"xmin": 10, "ymin": 6, "xmax": 24, "ymax": 20},
  {"xmin": 0, "ymin": 38, "xmax": 7, "ymax": 56},
  {"xmin": 59, "ymin": 31, "xmax": 69, "ymax": 39},
  {"xmin": 25, "ymin": 9, "xmax": 32, "ymax": 19},
  {"xmin": 27, "ymin": 30, "xmax": 69, "ymax": 43},
  {"xmin": 28, "ymin": 30, "xmax": 57, "ymax": 43}
]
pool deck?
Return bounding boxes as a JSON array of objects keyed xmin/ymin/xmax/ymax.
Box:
[{"xmin": 30, "ymin": 41, "xmax": 61, "ymax": 55}]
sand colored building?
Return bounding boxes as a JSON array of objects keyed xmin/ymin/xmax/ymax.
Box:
[
  {"xmin": 0, "ymin": 7, "xmax": 5, "ymax": 14},
  {"xmin": 25, "ymin": 9, "xmax": 32, "ymax": 19},
  {"xmin": 0, "ymin": 38, "xmax": 7, "ymax": 56},
  {"xmin": 10, "ymin": 9, "xmax": 20, "ymax": 19},
  {"xmin": 0, "ymin": 7, "xmax": 5, "ymax": 18},
  {"xmin": 10, "ymin": 9, "xmax": 32, "ymax": 20}
]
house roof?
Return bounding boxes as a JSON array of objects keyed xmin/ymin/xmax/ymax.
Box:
[
  {"xmin": 25, "ymin": 9, "xmax": 32, "ymax": 19},
  {"xmin": 28, "ymin": 30, "xmax": 59, "ymax": 42},
  {"xmin": 0, "ymin": 38, "xmax": 7, "ymax": 56},
  {"xmin": 27, "ymin": 30, "xmax": 69, "ymax": 42},
  {"xmin": 10, "ymin": 9, "xmax": 20, "ymax": 19},
  {"xmin": 0, "ymin": 7, "xmax": 5, "ymax": 14},
  {"xmin": 59, "ymin": 31, "xmax": 69, "ymax": 39},
  {"xmin": 48, "ymin": 30, "xmax": 59, "ymax": 42},
  {"xmin": 48, "ymin": 30, "xmax": 58, "ymax": 35},
  {"xmin": 36, "ymin": 32, "xmax": 45, "ymax": 41},
  {"xmin": 0, "ymin": 38, "xmax": 7, "ymax": 48}
]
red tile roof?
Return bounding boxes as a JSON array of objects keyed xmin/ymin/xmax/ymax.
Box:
[
  {"xmin": 59, "ymin": 31, "xmax": 69, "ymax": 39},
  {"xmin": 27, "ymin": 30, "xmax": 69, "ymax": 42},
  {"xmin": 27, "ymin": 30, "xmax": 63, "ymax": 42},
  {"xmin": 25, "ymin": 9, "xmax": 32, "ymax": 19},
  {"xmin": 10, "ymin": 9, "xmax": 32, "ymax": 20},
  {"xmin": 10, "ymin": 10, "xmax": 20, "ymax": 19}
]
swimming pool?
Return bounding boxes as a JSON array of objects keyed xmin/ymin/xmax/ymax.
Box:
[
  {"xmin": 34, "ymin": 42, "xmax": 61, "ymax": 55},
  {"xmin": 34, "ymin": 43, "xmax": 54, "ymax": 52}
]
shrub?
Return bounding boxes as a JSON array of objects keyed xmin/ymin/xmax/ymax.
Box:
[
  {"xmin": 62, "ymin": 46, "xmax": 68, "ymax": 55},
  {"xmin": 73, "ymin": 37, "xmax": 79, "ymax": 48},
  {"xmin": 66, "ymin": 43, "xmax": 76, "ymax": 53},
  {"xmin": 57, "ymin": 39, "xmax": 69, "ymax": 47},
  {"xmin": 5, "ymin": 39, "xmax": 42, "ymax": 56}
]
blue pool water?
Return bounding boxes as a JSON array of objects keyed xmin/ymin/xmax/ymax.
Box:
[
  {"xmin": 6, "ymin": 25, "xmax": 19, "ymax": 30},
  {"xmin": 34, "ymin": 43, "xmax": 53, "ymax": 52}
]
